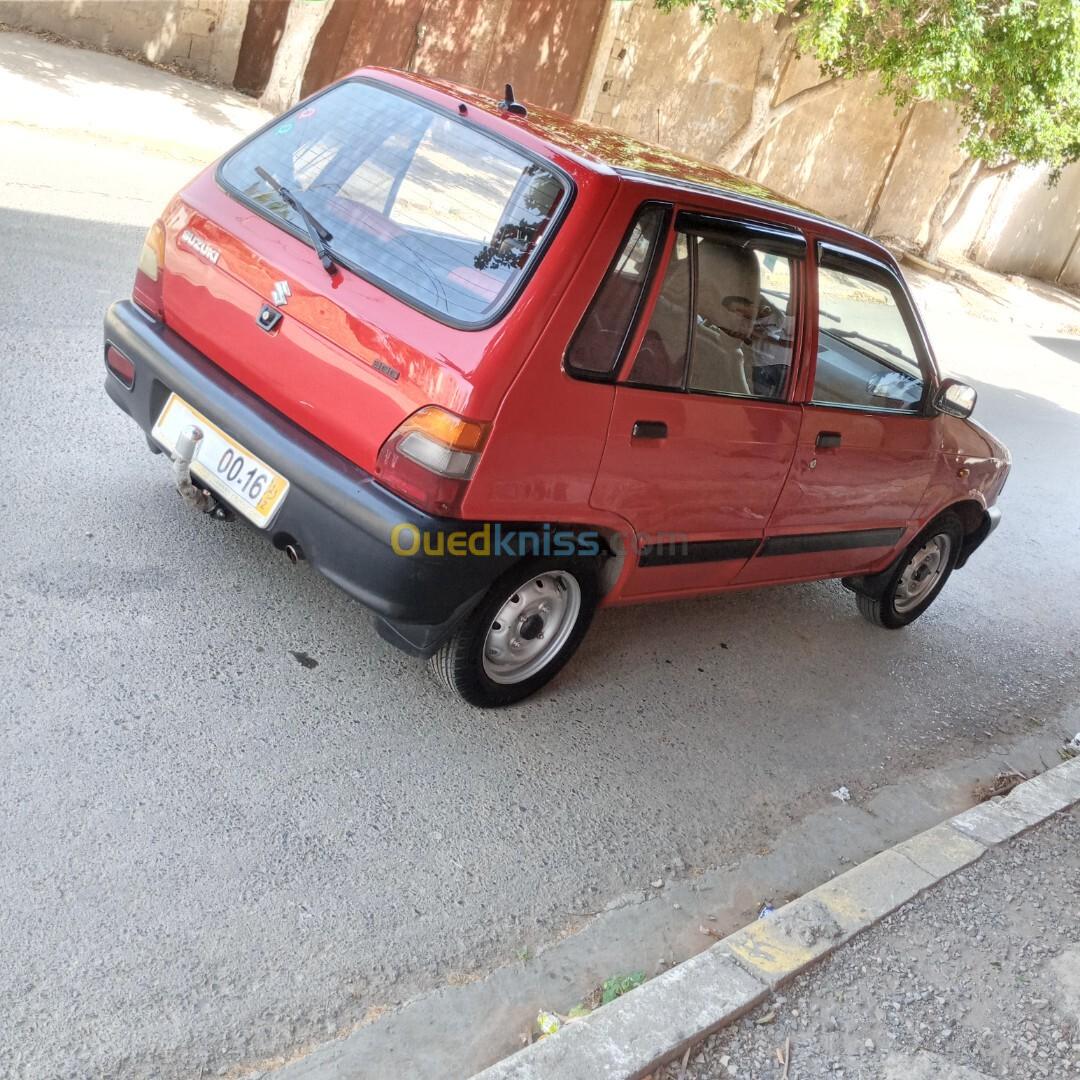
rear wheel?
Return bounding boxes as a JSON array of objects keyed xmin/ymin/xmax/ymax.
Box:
[
  {"xmin": 855, "ymin": 513, "xmax": 963, "ymax": 628},
  {"xmin": 429, "ymin": 558, "xmax": 599, "ymax": 707}
]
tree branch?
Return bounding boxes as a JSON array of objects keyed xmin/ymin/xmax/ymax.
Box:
[
  {"xmin": 770, "ymin": 75, "xmax": 845, "ymax": 123},
  {"xmin": 936, "ymin": 156, "xmax": 1015, "ymax": 245},
  {"xmin": 980, "ymin": 158, "xmax": 1018, "ymax": 178}
]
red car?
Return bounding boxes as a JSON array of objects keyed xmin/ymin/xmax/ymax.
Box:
[{"xmin": 104, "ymin": 69, "xmax": 1009, "ymax": 706}]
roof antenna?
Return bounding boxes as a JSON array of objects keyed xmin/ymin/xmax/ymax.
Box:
[{"xmin": 499, "ymin": 83, "xmax": 528, "ymax": 117}]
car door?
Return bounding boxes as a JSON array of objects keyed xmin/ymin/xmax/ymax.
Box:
[
  {"xmin": 736, "ymin": 242, "xmax": 940, "ymax": 584},
  {"xmin": 587, "ymin": 208, "xmax": 806, "ymax": 598}
]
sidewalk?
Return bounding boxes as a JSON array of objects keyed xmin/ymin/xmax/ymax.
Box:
[
  {"xmin": 0, "ymin": 29, "xmax": 268, "ymax": 159},
  {"xmin": 470, "ymin": 756, "xmax": 1080, "ymax": 1080},
  {"xmin": 663, "ymin": 805, "xmax": 1080, "ymax": 1080},
  {"xmin": 0, "ymin": 29, "xmax": 269, "ymax": 223}
]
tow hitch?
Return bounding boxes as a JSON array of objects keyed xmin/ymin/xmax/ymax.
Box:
[{"xmin": 172, "ymin": 425, "xmax": 226, "ymax": 517}]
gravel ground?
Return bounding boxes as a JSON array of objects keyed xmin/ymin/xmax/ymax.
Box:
[{"xmin": 658, "ymin": 807, "xmax": 1080, "ymax": 1080}]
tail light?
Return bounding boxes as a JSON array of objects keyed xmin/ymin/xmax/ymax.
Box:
[
  {"xmin": 133, "ymin": 219, "xmax": 166, "ymax": 319},
  {"xmin": 376, "ymin": 406, "xmax": 490, "ymax": 516}
]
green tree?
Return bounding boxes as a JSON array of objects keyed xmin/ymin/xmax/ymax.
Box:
[
  {"xmin": 657, "ymin": 0, "xmax": 1080, "ymax": 260},
  {"xmin": 828, "ymin": 0, "xmax": 1080, "ymax": 259}
]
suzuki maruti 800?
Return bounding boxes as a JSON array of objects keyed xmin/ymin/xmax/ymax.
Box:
[{"xmin": 104, "ymin": 70, "xmax": 1009, "ymax": 706}]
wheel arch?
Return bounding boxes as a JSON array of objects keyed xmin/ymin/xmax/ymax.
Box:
[
  {"xmin": 943, "ymin": 498, "xmax": 989, "ymax": 538},
  {"xmin": 844, "ymin": 505, "xmax": 970, "ymax": 600},
  {"xmin": 378, "ymin": 521, "xmax": 621, "ymax": 658}
]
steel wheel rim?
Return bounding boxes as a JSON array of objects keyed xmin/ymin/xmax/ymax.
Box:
[
  {"xmin": 482, "ymin": 572, "xmax": 582, "ymax": 685},
  {"xmin": 894, "ymin": 533, "xmax": 952, "ymax": 614}
]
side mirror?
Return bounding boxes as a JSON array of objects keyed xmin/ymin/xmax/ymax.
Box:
[{"xmin": 934, "ymin": 378, "xmax": 977, "ymax": 419}]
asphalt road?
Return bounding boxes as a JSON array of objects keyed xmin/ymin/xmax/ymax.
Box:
[{"xmin": 3, "ymin": 50, "xmax": 1080, "ymax": 1080}]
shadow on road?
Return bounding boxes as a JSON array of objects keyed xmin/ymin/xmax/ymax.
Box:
[{"xmin": 1033, "ymin": 335, "xmax": 1080, "ymax": 364}]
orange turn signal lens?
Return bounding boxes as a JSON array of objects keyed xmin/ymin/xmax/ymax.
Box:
[
  {"xmin": 376, "ymin": 407, "xmax": 491, "ymax": 514},
  {"xmin": 399, "ymin": 406, "xmax": 489, "ymax": 453}
]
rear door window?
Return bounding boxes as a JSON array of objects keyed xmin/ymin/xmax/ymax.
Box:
[
  {"xmin": 626, "ymin": 214, "xmax": 803, "ymax": 399},
  {"xmin": 627, "ymin": 233, "xmax": 691, "ymax": 389},
  {"xmin": 687, "ymin": 240, "xmax": 796, "ymax": 399},
  {"xmin": 219, "ymin": 80, "xmax": 569, "ymax": 327}
]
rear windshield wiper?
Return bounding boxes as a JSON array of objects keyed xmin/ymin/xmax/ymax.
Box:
[{"xmin": 254, "ymin": 165, "xmax": 337, "ymax": 275}]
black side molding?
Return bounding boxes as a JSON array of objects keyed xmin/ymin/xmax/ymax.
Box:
[
  {"xmin": 760, "ymin": 527, "xmax": 904, "ymax": 557},
  {"xmin": 638, "ymin": 527, "xmax": 906, "ymax": 567},
  {"xmin": 639, "ymin": 537, "xmax": 759, "ymax": 568}
]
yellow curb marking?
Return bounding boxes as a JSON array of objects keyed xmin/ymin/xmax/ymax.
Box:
[
  {"xmin": 726, "ymin": 922, "xmax": 819, "ymax": 976},
  {"xmin": 814, "ymin": 888, "xmax": 867, "ymax": 924},
  {"xmin": 727, "ymin": 890, "xmax": 873, "ymax": 978}
]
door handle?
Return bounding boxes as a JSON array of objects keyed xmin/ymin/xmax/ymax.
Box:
[
  {"xmin": 632, "ymin": 420, "xmax": 668, "ymax": 440},
  {"xmin": 816, "ymin": 431, "xmax": 842, "ymax": 449}
]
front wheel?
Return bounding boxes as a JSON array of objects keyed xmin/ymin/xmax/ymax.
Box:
[
  {"xmin": 855, "ymin": 513, "xmax": 963, "ymax": 629},
  {"xmin": 429, "ymin": 558, "xmax": 600, "ymax": 707}
]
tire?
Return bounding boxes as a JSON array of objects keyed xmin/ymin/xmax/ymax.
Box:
[
  {"xmin": 855, "ymin": 512, "xmax": 964, "ymax": 629},
  {"xmin": 428, "ymin": 557, "xmax": 600, "ymax": 707}
]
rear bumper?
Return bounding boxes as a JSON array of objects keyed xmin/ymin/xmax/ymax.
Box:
[{"xmin": 103, "ymin": 300, "xmax": 508, "ymax": 656}]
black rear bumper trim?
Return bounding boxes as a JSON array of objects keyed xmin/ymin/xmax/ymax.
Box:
[{"xmin": 103, "ymin": 299, "xmax": 509, "ymax": 656}]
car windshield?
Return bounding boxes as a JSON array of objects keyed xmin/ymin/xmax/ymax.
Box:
[{"xmin": 220, "ymin": 81, "xmax": 567, "ymax": 325}]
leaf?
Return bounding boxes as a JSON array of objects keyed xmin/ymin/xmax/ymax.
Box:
[
  {"xmin": 601, "ymin": 971, "xmax": 647, "ymax": 1004},
  {"xmin": 536, "ymin": 1010, "xmax": 561, "ymax": 1037}
]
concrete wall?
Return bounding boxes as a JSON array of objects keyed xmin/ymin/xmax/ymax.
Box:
[
  {"xmin": 258, "ymin": 0, "xmax": 334, "ymax": 113},
  {"xmin": 588, "ymin": 3, "xmax": 762, "ymax": 155},
  {"xmin": 3, "ymin": 0, "xmax": 1075, "ymax": 283},
  {"xmin": 0, "ymin": 0, "xmax": 249, "ymax": 84},
  {"xmin": 585, "ymin": 0, "xmax": 1080, "ymax": 285},
  {"xmin": 971, "ymin": 163, "xmax": 1080, "ymax": 285},
  {"xmin": 752, "ymin": 54, "xmax": 909, "ymax": 230},
  {"xmin": 298, "ymin": 0, "xmax": 606, "ymax": 117}
]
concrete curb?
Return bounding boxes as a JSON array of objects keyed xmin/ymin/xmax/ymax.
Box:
[{"xmin": 470, "ymin": 755, "xmax": 1080, "ymax": 1080}]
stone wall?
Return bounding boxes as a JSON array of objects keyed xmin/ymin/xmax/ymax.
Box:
[
  {"xmin": 584, "ymin": 0, "xmax": 1080, "ymax": 284},
  {"xmin": 0, "ymin": 0, "xmax": 249, "ymax": 84}
]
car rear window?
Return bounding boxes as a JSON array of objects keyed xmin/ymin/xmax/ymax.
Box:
[{"xmin": 219, "ymin": 80, "xmax": 569, "ymax": 326}]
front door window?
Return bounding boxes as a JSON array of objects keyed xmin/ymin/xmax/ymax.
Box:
[{"xmin": 813, "ymin": 258, "xmax": 926, "ymax": 412}]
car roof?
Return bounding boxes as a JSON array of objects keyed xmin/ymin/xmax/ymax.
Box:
[{"xmin": 366, "ymin": 68, "xmax": 859, "ymax": 235}]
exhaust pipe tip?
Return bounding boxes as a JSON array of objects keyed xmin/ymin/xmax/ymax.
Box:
[{"xmin": 285, "ymin": 543, "xmax": 304, "ymax": 564}]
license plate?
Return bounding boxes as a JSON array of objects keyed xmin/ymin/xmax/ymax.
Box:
[{"xmin": 152, "ymin": 394, "xmax": 289, "ymax": 528}]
